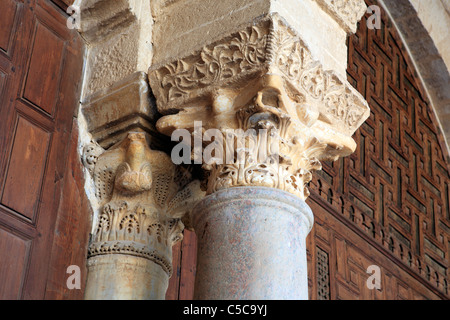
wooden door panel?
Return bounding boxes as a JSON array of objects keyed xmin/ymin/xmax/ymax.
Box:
[
  {"xmin": 0, "ymin": 227, "xmax": 30, "ymax": 299},
  {"xmin": 1, "ymin": 116, "xmax": 51, "ymax": 220},
  {"xmin": 0, "ymin": 0, "xmax": 86, "ymax": 299},
  {"xmin": 0, "ymin": 71, "xmax": 6, "ymax": 103},
  {"xmin": 0, "ymin": 0, "xmax": 20, "ymax": 54},
  {"xmin": 23, "ymin": 22, "xmax": 65, "ymax": 115}
]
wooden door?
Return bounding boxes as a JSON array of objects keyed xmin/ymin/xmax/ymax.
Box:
[{"xmin": 0, "ymin": 0, "xmax": 85, "ymax": 299}]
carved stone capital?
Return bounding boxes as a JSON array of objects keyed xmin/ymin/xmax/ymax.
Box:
[
  {"xmin": 149, "ymin": 14, "xmax": 370, "ymax": 200},
  {"xmin": 83, "ymin": 132, "xmax": 204, "ymax": 276},
  {"xmin": 314, "ymin": 0, "xmax": 367, "ymax": 33}
]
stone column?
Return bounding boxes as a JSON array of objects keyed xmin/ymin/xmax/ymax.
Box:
[
  {"xmin": 82, "ymin": 133, "xmax": 203, "ymax": 299},
  {"xmin": 149, "ymin": 1, "xmax": 369, "ymax": 299},
  {"xmin": 193, "ymin": 187, "xmax": 313, "ymax": 299},
  {"xmin": 74, "ymin": 1, "xmax": 207, "ymax": 299}
]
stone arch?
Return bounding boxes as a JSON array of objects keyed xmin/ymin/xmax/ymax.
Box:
[{"xmin": 379, "ymin": 0, "xmax": 450, "ymax": 157}]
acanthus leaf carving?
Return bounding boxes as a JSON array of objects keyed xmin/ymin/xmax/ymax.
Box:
[
  {"xmin": 149, "ymin": 14, "xmax": 370, "ymax": 201},
  {"xmin": 268, "ymin": 16, "xmax": 369, "ymax": 136},
  {"xmin": 154, "ymin": 22, "xmax": 269, "ymax": 104},
  {"xmin": 82, "ymin": 132, "xmax": 205, "ymax": 275}
]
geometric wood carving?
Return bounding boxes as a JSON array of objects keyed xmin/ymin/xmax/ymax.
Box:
[
  {"xmin": 316, "ymin": 246, "xmax": 331, "ymax": 300},
  {"xmin": 308, "ymin": 0, "xmax": 449, "ymax": 299}
]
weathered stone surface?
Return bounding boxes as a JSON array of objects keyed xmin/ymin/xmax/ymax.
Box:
[
  {"xmin": 192, "ymin": 186, "xmax": 314, "ymax": 300},
  {"xmin": 408, "ymin": 0, "xmax": 450, "ymax": 69},
  {"xmin": 151, "ymin": 0, "xmax": 365, "ymax": 77},
  {"xmin": 81, "ymin": 72, "xmax": 158, "ymax": 149},
  {"xmin": 314, "ymin": 0, "xmax": 367, "ymax": 33},
  {"xmin": 77, "ymin": 0, "xmax": 153, "ymax": 96},
  {"xmin": 82, "ymin": 132, "xmax": 204, "ymax": 299},
  {"xmin": 85, "ymin": 255, "xmax": 169, "ymax": 300}
]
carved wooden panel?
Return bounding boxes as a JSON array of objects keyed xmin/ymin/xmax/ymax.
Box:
[
  {"xmin": 0, "ymin": 227, "xmax": 30, "ymax": 299},
  {"xmin": 307, "ymin": 200, "xmax": 443, "ymax": 300},
  {"xmin": 316, "ymin": 246, "xmax": 331, "ymax": 300},
  {"xmin": 0, "ymin": 0, "xmax": 86, "ymax": 299},
  {"xmin": 307, "ymin": 0, "xmax": 449, "ymax": 299}
]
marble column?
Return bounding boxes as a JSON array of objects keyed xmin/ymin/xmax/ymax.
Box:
[
  {"xmin": 148, "ymin": 0, "xmax": 369, "ymax": 300},
  {"xmin": 75, "ymin": 0, "xmax": 370, "ymax": 300},
  {"xmin": 85, "ymin": 255, "xmax": 170, "ymax": 300},
  {"xmin": 193, "ymin": 187, "xmax": 313, "ymax": 299},
  {"xmin": 82, "ymin": 132, "xmax": 203, "ymax": 299}
]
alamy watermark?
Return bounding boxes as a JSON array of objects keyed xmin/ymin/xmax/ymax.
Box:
[
  {"xmin": 367, "ymin": 5, "xmax": 382, "ymax": 30},
  {"xmin": 366, "ymin": 265, "xmax": 382, "ymax": 290},
  {"xmin": 66, "ymin": 265, "xmax": 81, "ymax": 290},
  {"xmin": 66, "ymin": 5, "xmax": 81, "ymax": 30}
]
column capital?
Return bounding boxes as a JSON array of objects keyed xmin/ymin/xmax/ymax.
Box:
[
  {"xmin": 149, "ymin": 14, "xmax": 370, "ymax": 200},
  {"xmin": 82, "ymin": 132, "xmax": 204, "ymax": 276}
]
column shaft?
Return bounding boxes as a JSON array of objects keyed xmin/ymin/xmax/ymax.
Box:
[
  {"xmin": 192, "ymin": 187, "xmax": 313, "ymax": 299},
  {"xmin": 85, "ymin": 255, "xmax": 169, "ymax": 300}
]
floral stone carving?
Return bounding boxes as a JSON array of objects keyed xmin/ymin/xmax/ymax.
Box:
[
  {"xmin": 149, "ymin": 14, "xmax": 370, "ymax": 200},
  {"xmin": 314, "ymin": 0, "xmax": 367, "ymax": 33}
]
